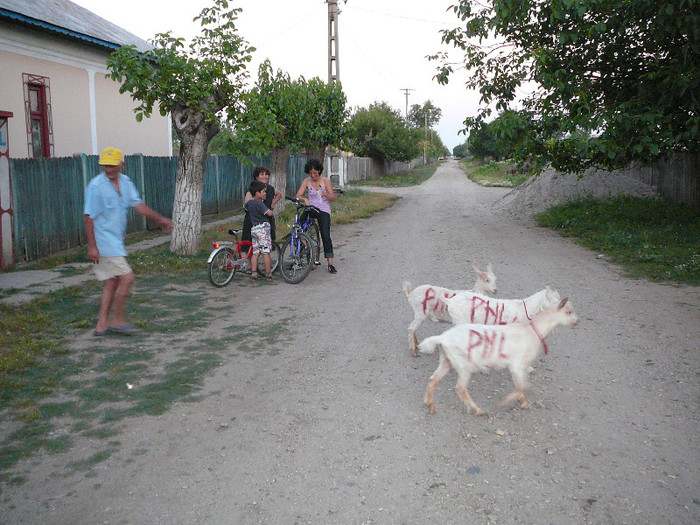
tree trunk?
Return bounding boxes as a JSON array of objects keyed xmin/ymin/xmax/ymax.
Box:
[
  {"xmin": 310, "ymin": 147, "xmax": 326, "ymax": 165},
  {"xmin": 169, "ymin": 108, "xmax": 218, "ymax": 255},
  {"xmin": 269, "ymin": 146, "xmax": 288, "ymax": 215}
]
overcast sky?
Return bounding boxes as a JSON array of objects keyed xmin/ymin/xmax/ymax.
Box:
[{"xmin": 71, "ymin": 0, "xmax": 481, "ymax": 151}]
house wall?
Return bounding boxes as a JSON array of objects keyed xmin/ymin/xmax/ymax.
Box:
[{"xmin": 0, "ymin": 20, "xmax": 170, "ymax": 158}]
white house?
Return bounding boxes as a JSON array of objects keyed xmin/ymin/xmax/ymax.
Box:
[
  {"xmin": 0, "ymin": 0, "xmax": 172, "ymax": 267},
  {"xmin": 0, "ymin": 0, "xmax": 171, "ymax": 159}
]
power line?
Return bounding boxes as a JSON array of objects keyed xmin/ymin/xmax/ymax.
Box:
[{"xmin": 345, "ymin": 5, "xmax": 452, "ymax": 25}]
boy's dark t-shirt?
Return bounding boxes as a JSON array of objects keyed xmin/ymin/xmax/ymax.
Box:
[{"xmin": 244, "ymin": 199, "xmax": 270, "ymax": 226}]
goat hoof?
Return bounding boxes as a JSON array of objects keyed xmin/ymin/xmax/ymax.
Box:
[
  {"xmin": 473, "ymin": 408, "xmax": 485, "ymax": 417},
  {"xmin": 427, "ymin": 405, "xmax": 436, "ymax": 414}
]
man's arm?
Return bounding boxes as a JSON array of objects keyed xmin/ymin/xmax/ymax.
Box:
[
  {"xmin": 133, "ymin": 203, "xmax": 173, "ymax": 232},
  {"xmin": 84, "ymin": 214, "xmax": 100, "ymax": 263}
]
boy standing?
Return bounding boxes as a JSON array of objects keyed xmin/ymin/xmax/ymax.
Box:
[{"xmin": 243, "ymin": 180, "xmax": 274, "ymax": 280}]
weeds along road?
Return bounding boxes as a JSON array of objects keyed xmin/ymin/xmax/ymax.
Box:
[{"xmin": 3, "ymin": 160, "xmax": 699, "ymax": 524}]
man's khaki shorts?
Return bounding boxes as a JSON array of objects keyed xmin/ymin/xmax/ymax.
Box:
[{"xmin": 93, "ymin": 256, "xmax": 132, "ymax": 281}]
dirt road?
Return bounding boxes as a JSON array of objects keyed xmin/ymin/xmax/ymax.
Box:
[{"xmin": 3, "ymin": 160, "xmax": 699, "ymax": 524}]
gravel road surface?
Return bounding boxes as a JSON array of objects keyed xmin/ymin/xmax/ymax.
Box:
[{"xmin": 2, "ymin": 160, "xmax": 698, "ymax": 524}]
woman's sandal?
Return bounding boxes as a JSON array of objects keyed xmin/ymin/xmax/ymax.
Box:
[
  {"xmin": 250, "ymin": 272, "xmax": 259, "ymax": 280},
  {"xmin": 265, "ymin": 274, "xmax": 273, "ymax": 281}
]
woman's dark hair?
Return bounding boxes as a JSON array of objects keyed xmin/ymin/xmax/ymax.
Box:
[
  {"xmin": 252, "ymin": 166, "xmax": 271, "ymax": 179},
  {"xmin": 248, "ymin": 180, "xmax": 266, "ymax": 195},
  {"xmin": 304, "ymin": 158, "xmax": 323, "ymax": 174}
]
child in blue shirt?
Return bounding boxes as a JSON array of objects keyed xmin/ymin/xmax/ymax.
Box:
[{"xmin": 243, "ymin": 180, "xmax": 274, "ymax": 280}]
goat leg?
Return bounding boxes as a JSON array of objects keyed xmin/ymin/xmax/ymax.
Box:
[
  {"xmin": 411, "ymin": 332, "xmax": 420, "ymax": 357},
  {"xmin": 425, "ymin": 352, "xmax": 452, "ymax": 414},
  {"xmin": 456, "ymin": 382, "xmax": 484, "ymax": 416},
  {"xmin": 499, "ymin": 388, "xmax": 530, "ymax": 411}
]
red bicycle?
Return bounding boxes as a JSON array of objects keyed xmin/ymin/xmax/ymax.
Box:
[{"xmin": 207, "ymin": 228, "xmax": 280, "ymax": 287}]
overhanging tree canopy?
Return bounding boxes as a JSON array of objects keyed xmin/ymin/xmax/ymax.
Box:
[{"xmin": 433, "ymin": 0, "xmax": 700, "ymax": 172}]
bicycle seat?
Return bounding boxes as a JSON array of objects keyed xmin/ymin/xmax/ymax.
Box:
[{"xmin": 228, "ymin": 229, "xmax": 242, "ymax": 236}]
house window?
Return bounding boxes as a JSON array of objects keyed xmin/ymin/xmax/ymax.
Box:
[{"xmin": 23, "ymin": 74, "xmax": 54, "ymax": 158}]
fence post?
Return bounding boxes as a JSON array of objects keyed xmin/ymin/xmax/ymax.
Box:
[
  {"xmin": 138, "ymin": 154, "xmax": 146, "ymax": 230},
  {"xmin": 213, "ymin": 155, "xmax": 220, "ymax": 214}
]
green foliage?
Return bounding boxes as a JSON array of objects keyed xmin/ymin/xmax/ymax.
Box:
[
  {"xmin": 453, "ymin": 142, "xmax": 468, "ymax": 157},
  {"xmin": 407, "ymin": 100, "xmax": 442, "ymax": 130},
  {"xmin": 434, "ymin": 0, "xmax": 700, "ymax": 171},
  {"xmin": 422, "ymin": 131, "xmax": 450, "ymax": 160},
  {"xmin": 536, "ymin": 197, "xmax": 700, "ymax": 283},
  {"xmin": 345, "ymin": 102, "xmax": 422, "ymax": 162},
  {"xmin": 107, "ymin": 0, "xmax": 254, "ymax": 128},
  {"xmin": 463, "ymin": 160, "xmax": 529, "ymax": 187},
  {"xmin": 467, "ymin": 110, "xmax": 535, "ymax": 162},
  {"xmin": 231, "ymin": 60, "xmax": 347, "ymax": 156}
]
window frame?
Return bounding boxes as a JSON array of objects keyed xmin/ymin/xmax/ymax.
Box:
[{"xmin": 22, "ymin": 73, "xmax": 54, "ymax": 158}]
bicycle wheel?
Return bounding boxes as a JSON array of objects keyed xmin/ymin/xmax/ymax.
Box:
[
  {"xmin": 310, "ymin": 221, "xmax": 322, "ymax": 266},
  {"xmin": 208, "ymin": 247, "xmax": 238, "ymax": 287},
  {"xmin": 279, "ymin": 232, "xmax": 314, "ymax": 284},
  {"xmin": 257, "ymin": 242, "xmax": 280, "ymax": 275}
]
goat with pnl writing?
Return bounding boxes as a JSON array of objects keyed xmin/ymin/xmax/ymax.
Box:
[
  {"xmin": 419, "ymin": 297, "xmax": 579, "ymax": 416},
  {"xmin": 446, "ymin": 286, "xmax": 561, "ymax": 326},
  {"xmin": 403, "ymin": 263, "xmax": 497, "ymax": 356}
]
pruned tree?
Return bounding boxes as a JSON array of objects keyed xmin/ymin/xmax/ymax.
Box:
[
  {"xmin": 232, "ymin": 60, "xmax": 346, "ymax": 199},
  {"xmin": 432, "ymin": 0, "xmax": 700, "ymax": 172},
  {"xmin": 407, "ymin": 100, "xmax": 443, "ymax": 130},
  {"xmin": 107, "ymin": 0, "xmax": 254, "ymax": 254},
  {"xmin": 345, "ymin": 102, "xmax": 422, "ymax": 162},
  {"xmin": 302, "ymin": 77, "xmax": 348, "ymax": 161},
  {"xmin": 452, "ymin": 142, "xmax": 468, "ymax": 158}
]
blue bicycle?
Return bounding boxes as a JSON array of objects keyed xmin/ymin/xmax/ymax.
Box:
[{"xmin": 279, "ymin": 196, "xmax": 322, "ymax": 284}]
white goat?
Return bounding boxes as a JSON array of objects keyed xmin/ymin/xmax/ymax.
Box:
[
  {"xmin": 403, "ymin": 263, "xmax": 497, "ymax": 357},
  {"xmin": 446, "ymin": 286, "xmax": 561, "ymax": 326},
  {"xmin": 419, "ymin": 297, "xmax": 579, "ymax": 416}
]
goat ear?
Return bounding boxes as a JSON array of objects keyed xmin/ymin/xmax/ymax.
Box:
[
  {"xmin": 472, "ymin": 262, "xmax": 481, "ymax": 274},
  {"xmin": 558, "ymin": 297, "xmax": 569, "ymax": 308},
  {"xmin": 486, "ymin": 262, "xmax": 493, "ymax": 272}
]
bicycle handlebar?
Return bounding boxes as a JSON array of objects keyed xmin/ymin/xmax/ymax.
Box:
[{"xmin": 285, "ymin": 196, "xmax": 321, "ymax": 214}]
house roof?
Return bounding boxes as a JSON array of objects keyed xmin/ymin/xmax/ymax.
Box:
[{"xmin": 0, "ymin": 0, "xmax": 152, "ymax": 53}]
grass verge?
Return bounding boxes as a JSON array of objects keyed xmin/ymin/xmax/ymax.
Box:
[
  {"xmin": 461, "ymin": 159, "xmax": 530, "ymax": 187},
  {"xmin": 536, "ymin": 196, "xmax": 699, "ymax": 284}
]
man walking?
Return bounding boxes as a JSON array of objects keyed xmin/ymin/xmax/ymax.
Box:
[{"xmin": 84, "ymin": 147, "xmax": 172, "ymax": 336}]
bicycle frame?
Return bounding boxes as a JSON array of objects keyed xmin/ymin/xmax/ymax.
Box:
[
  {"xmin": 286, "ymin": 199, "xmax": 321, "ymax": 262},
  {"xmin": 207, "ymin": 239, "xmax": 253, "ymax": 271},
  {"xmin": 279, "ymin": 197, "xmax": 320, "ymax": 284}
]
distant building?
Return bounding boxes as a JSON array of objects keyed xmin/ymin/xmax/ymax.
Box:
[{"xmin": 0, "ymin": 0, "xmax": 172, "ymax": 159}]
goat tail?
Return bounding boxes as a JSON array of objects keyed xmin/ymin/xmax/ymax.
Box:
[
  {"xmin": 418, "ymin": 336, "xmax": 441, "ymax": 355},
  {"xmin": 403, "ymin": 281, "xmax": 413, "ymax": 297}
]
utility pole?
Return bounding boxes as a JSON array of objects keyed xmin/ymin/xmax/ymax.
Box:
[
  {"xmin": 424, "ymin": 112, "xmax": 428, "ymax": 164},
  {"xmin": 327, "ymin": 1, "xmax": 344, "ymax": 82},
  {"xmin": 400, "ymin": 88, "xmax": 414, "ymax": 121}
]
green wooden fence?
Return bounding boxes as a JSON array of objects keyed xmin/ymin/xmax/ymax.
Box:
[{"xmin": 8, "ymin": 153, "xmax": 316, "ymax": 263}]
